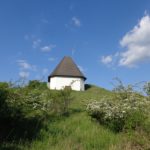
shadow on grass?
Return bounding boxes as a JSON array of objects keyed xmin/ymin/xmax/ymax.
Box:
[
  {"xmin": 0, "ymin": 108, "xmax": 82, "ymax": 150},
  {"xmin": 0, "ymin": 115, "xmax": 45, "ymax": 150},
  {"xmin": 85, "ymin": 84, "xmax": 92, "ymax": 90},
  {"xmin": 69, "ymin": 108, "xmax": 83, "ymax": 114},
  {"xmin": 0, "ymin": 116, "xmax": 43, "ymax": 142}
]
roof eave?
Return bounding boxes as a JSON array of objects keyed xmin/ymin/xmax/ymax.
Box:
[{"xmin": 49, "ymin": 75, "xmax": 87, "ymax": 81}]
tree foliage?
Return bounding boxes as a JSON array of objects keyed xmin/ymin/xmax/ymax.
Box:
[{"xmin": 144, "ymin": 82, "xmax": 150, "ymax": 97}]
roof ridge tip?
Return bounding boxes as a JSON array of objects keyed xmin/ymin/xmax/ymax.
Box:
[
  {"xmin": 49, "ymin": 56, "xmax": 87, "ymax": 81},
  {"xmin": 63, "ymin": 56, "xmax": 72, "ymax": 58}
]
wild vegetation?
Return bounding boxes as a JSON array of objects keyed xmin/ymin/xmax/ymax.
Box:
[
  {"xmin": 0, "ymin": 79, "xmax": 150, "ymax": 150},
  {"xmin": 87, "ymin": 79, "xmax": 150, "ymax": 132}
]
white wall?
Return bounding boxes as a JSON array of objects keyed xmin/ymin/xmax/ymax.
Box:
[{"xmin": 48, "ymin": 76, "xmax": 85, "ymax": 91}]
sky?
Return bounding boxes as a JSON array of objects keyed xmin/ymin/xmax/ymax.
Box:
[{"xmin": 0, "ymin": 0, "xmax": 150, "ymax": 90}]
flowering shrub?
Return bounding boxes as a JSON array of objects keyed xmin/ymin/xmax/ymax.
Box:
[
  {"xmin": 87, "ymin": 81, "xmax": 150, "ymax": 132},
  {"xmin": 0, "ymin": 81, "xmax": 74, "ymax": 141},
  {"xmin": 144, "ymin": 82, "xmax": 150, "ymax": 99},
  {"xmin": 6, "ymin": 87, "xmax": 73, "ymax": 117}
]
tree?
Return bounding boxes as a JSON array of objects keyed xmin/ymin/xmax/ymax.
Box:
[{"xmin": 144, "ymin": 82, "xmax": 150, "ymax": 97}]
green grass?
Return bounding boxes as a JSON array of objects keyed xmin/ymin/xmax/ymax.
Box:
[
  {"xmin": 1, "ymin": 84, "xmax": 149, "ymax": 150},
  {"xmin": 24, "ymin": 112, "xmax": 122, "ymax": 150},
  {"xmin": 71, "ymin": 84, "xmax": 113, "ymax": 109}
]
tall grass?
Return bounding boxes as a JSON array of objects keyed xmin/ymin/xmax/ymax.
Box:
[{"xmin": 22, "ymin": 112, "xmax": 121, "ymax": 150}]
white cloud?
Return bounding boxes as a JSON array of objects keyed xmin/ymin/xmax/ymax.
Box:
[
  {"xmin": 48, "ymin": 57, "xmax": 56, "ymax": 61},
  {"xmin": 17, "ymin": 59, "xmax": 37, "ymax": 79},
  {"xmin": 41, "ymin": 44, "xmax": 56, "ymax": 52},
  {"xmin": 19, "ymin": 71, "xmax": 29, "ymax": 78},
  {"xmin": 65, "ymin": 17, "xmax": 81, "ymax": 30},
  {"xmin": 72, "ymin": 17, "xmax": 81, "ymax": 27},
  {"xmin": 101, "ymin": 55, "xmax": 113, "ymax": 65},
  {"xmin": 101, "ymin": 14, "xmax": 150, "ymax": 68},
  {"xmin": 17, "ymin": 60, "xmax": 37, "ymax": 71},
  {"xmin": 17, "ymin": 60, "xmax": 32, "ymax": 69},
  {"xmin": 119, "ymin": 15, "xmax": 150, "ymax": 67},
  {"xmin": 32, "ymin": 39, "xmax": 41, "ymax": 48}
]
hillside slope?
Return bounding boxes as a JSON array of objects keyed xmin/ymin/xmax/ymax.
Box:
[
  {"xmin": 71, "ymin": 84, "xmax": 113, "ymax": 109},
  {"xmin": 21, "ymin": 85, "xmax": 121, "ymax": 150},
  {"xmin": 1, "ymin": 84, "xmax": 149, "ymax": 150}
]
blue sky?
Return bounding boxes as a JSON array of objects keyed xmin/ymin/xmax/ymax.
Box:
[{"xmin": 0, "ymin": 0, "xmax": 150, "ymax": 89}]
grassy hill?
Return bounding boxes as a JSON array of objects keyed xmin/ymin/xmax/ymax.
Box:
[
  {"xmin": 71, "ymin": 84, "xmax": 113, "ymax": 109},
  {"xmin": 0, "ymin": 83, "xmax": 150, "ymax": 150}
]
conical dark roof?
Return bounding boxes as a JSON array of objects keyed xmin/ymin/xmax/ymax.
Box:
[{"xmin": 48, "ymin": 56, "xmax": 86, "ymax": 81}]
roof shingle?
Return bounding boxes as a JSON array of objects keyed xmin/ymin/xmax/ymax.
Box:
[{"xmin": 48, "ymin": 56, "xmax": 86, "ymax": 81}]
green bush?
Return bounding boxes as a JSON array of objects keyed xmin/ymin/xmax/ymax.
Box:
[
  {"xmin": 142, "ymin": 118, "xmax": 150, "ymax": 134},
  {"xmin": 124, "ymin": 110, "xmax": 146, "ymax": 130},
  {"xmin": 0, "ymin": 82, "xmax": 9, "ymax": 89},
  {"xmin": 87, "ymin": 97, "xmax": 149, "ymax": 132},
  {"xmin": 0, "ymin": 81, "xmax": 74, "ymax": 142},
  {"xmin": 144, "ymin": 82, "xmax": 150, "ymax": 99},
  {"xmin": 27, "ymin": 80, "xmax": 47, "ymax": 90},
  {"xmin": 0, "ymin": 86, "xmax": 9, "ymax": 118},
  {"xmin": 87, "ymin": 80, "xmax": 150, "ymax": 132},
  {"xmin": 0, "ymin": 81, "xmax": 73, "ymax": 118},
  {"xmin": 50, "ymin": 88, "xmax": 73, "ymax": 115}
]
